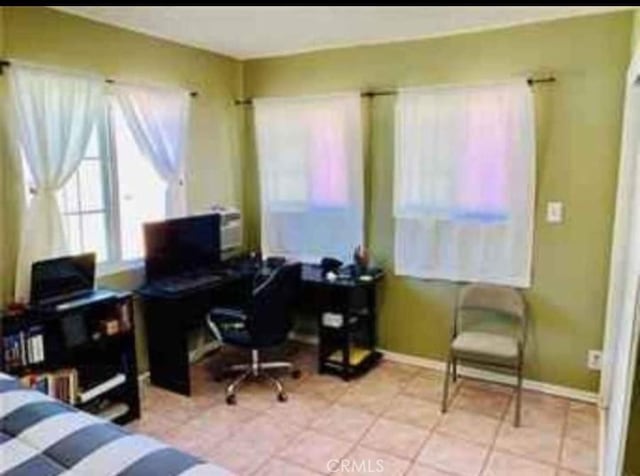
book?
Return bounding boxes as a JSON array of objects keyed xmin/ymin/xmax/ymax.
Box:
[
  {"xmin": 19, "ymin": 332, "xmax": 26, "ymax": 366},
  {"xmin": 28, "ymin": 326, "xmax": 45, "ymax": 363},
  {"xmin": 5, "ymin": 334, "xmax": 22, "ymax": 370},
  {"xmin": 46, "ymin": 368, "xmax": 78, "ymax": 404},
  {"xmin": 2, "ymin": 326, "xmax": 46, "ymax": 369},
  {"xmin": 34, "ymin": 334, "xmax": 45, "ymax": 363}
]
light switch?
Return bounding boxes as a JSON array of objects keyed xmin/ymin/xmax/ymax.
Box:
[{"xmin": 546, "ymin": 201, "xmax": 564, "ymax": 224}]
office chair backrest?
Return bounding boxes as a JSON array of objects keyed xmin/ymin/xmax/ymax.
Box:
[
  {"xmin": 249, "ymin": 262, "xmax": 302, "ymax": 344},
  {"xmin": 456, "ymin": 283, "xmax": 527, "ymax": 343}
]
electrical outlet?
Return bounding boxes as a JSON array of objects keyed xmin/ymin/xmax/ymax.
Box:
[
  {"xmin": 546, "ymin": 201, "xmax": 564, "ymax": 224},
  {"xmin": 588, "ymin": 350, "xmax": 602, "ymax": 371}
]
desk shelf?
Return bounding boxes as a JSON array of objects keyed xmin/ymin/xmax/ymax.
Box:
[{"xmin": 305, "ymin": 268, "xmax": 384, "ymax": 381}]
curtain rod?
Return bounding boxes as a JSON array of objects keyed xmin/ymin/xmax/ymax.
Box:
[
  {"xmin": 233, "ymin": 75, "xmax": 556, "ymax": 106},
  {"xmin": 0, "ymin": 59, "xmax": 199, "ymax": 98}
]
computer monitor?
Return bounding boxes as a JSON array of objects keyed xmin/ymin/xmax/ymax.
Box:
[
  {"xmin": 143, "ymin": 213, "xmax": 221, "ymax": 281},
  {"xmin": 30, "ymin": 252, "xmax": 96, "ymax": 305}
]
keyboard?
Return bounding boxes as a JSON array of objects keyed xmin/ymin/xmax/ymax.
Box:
[
  {"xmin": 53, "ymin": 290, "xmax": 116, "ymax": 311},
  {"xmin": 155, "ymin": 274, "xmax": 223, "ymax": 294}
]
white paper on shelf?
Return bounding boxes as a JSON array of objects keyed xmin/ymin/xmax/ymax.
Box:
[{"xmin": 78, "ymin": 373, "xmax": 126, "ymax": 404}]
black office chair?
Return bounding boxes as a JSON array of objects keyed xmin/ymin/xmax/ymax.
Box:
[{"xmin": 205, "ymin": 261, "xmax": 302, "ymax": 405}]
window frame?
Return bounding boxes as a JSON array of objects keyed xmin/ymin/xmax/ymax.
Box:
[
  {"xmin": 103, "ymin": 99, "xmax": 125, "ymax": 272},
  {"xmin": 56, "ymin": 98, "xmax": 161, "ymax": 277},
  {"xmin": 60, "ymin": 105, "xmax": 116, "ymax": 266}
]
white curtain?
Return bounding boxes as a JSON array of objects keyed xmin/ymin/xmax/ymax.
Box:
[
  {"xmin": 254, "ymin": 93, "xmax": 363, "ymax": 262},
  {"xmin": 114, "ymin": 84, "xmax": 190, "ymax": 218},
  {"xmin": 394, "ymin": 79, "xmax": 535, "ymax": 287},
  {"xmin": 9, "ymin": 65, "xmax": 105, "ymax": 301}
]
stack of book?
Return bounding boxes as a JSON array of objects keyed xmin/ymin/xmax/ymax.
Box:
[
  {"xmin": 20, "ymin": 368, "xmax": 78, "ymax": 404},
  {"xmin": 3, "ymin": 326, "xmax": 45, "ymax": 370}
]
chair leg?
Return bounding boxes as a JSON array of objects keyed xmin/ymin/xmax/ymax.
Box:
[
  {"xmin": 442, "ymin": 355, "xmax": 452, "ymax": 414},
  {"xmin": 452, "ymin": 358, "xmax": 458, "ymax": 383},
  {"xmin": 226, "ymin": 369, "xmax": 251, "ymax": 404},
  {"xmin": 514, "ymin": 360, "xmax": 523, "ymax": 427},
  {"xmin": 266, "ymin": 374, "xmax": 287, "ymax": 402},
  {"xmin": 228, "ymin": 363, "xmax": 251, "ymax": 372},
  {"xmin": 251, "ymin": 349, "xmax": 260, "ymax": 377},
  {"xmin": 221, "ymin": 347, "xmax": 295, "ymax": 404}
]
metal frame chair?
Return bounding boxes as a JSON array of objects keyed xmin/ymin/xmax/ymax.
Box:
[{"xmin": 441, "ymin": 283, "xmax": 527, "ymax": 426}]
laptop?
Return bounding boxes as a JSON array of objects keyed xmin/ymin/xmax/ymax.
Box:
[{"xmin": 30, "ymin": 253, "xmax": 115, "ymax": 310}]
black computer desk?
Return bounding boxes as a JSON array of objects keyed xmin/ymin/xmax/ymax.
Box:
[
  {"xmin": 138, "ymin": 260, "xmax": 383, "ymax": 396},
  {"xmin": 138, "ymin": 269, "xmax": 248, "ymax": 396}
]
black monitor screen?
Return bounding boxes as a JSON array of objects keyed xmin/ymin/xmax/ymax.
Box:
[
  {"xmin": 143, "ymin": 214, "xmax": 221, "ymax": 280},
  {"xmin": 30, "ymin": 253, "xmax": 96, "ymax": 304}
]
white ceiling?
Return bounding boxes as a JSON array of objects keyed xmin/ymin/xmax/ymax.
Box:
[{"xmin": 52, "ymin": 6, "xmax": 632, "ymax": 60}]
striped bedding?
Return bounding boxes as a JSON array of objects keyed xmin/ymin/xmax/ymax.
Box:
[{"xmin": 0, "ymin": 373, "xmax": 231, "ymax": 475}]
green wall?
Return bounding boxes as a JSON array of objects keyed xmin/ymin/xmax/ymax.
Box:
[
  {"xmin": 632, "ymin": 9, "xmax": 640, "ymax": 53},
  {"xmin": 0, "ymin": 7, "xmax": 245, "ymax": 370},
  {"xmin": 244, "ymin": 12, "xmax": 632, "ymax": 391},
  {"xmin": 0, "ymin": 8, "xmax": 632, "ymax": 392},
  {"xmin": 0, "ymin": 6, "xmax": 9, "ymax": 305}
]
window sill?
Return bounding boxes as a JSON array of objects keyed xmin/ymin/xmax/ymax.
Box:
[{"xmin": 97, "ymin": 259, "xmax": 145, "ymax": 278}]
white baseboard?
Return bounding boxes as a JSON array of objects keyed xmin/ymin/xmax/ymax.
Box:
[
  {"xmin": 289, "ymin": 331, "xmax": 598, "ymax": 404},
  {"xmin": 142, "ymin": 332, "xmax": 598, "ymax": 405},
  {"xmin": 381, "ymin": 348, "xmax": 598, "ymax": 404}
]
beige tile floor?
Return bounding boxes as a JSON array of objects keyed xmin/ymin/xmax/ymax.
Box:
[{"xmin": 128, "ymin": 344, "xmax": 599, "ymax": 476}]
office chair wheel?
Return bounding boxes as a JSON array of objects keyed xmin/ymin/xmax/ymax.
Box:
[
  {"xmin": 277, "ymin": 392, "xmax": 288, "ymax": 402},
  {"xmin": 291, "ymin": 369, "xmax": 302, "ymax": 379},
  {"xmin": 226, "ymin": 394, "xmax": 237, "ymax": 405}
]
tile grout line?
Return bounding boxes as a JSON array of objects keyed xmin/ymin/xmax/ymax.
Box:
[
  {"xmin": 477, "ymin": 389, "xmax": 507, "ymax": 476},
  {"xmin": 556, "ymin": 400, "xmax": 571, "ymax": 473},
  {"xmin": 401, "ymin": 378, "xmax": 464, "ymax": 475},
  {"xmin": 490, "ymin": 397, "xmax": 571, "ymax": 473},
  {"xmin": 274, "ymin": 379, "xmax": 362, "ymax": 475},
  {"xmin": 331, "ymin": 371, "xmax": 441, "ymax": 475},
  {"xmin": 344, "ymin": 376, "xmax": 410, "ymax": 468}
]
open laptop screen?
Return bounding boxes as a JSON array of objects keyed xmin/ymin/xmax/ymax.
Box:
[{"xmin": 30, "ymin": 253, "xmax": 96, "ymax": 305}]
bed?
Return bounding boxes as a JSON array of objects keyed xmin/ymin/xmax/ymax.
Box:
[{"xmin": 0, "ymin": 373, "xmax": 231, "ymax": 475}]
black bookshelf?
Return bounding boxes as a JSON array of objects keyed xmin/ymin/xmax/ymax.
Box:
[{"xmin": 0, "ymin": 291, "xmax": 140, "ymax": 425}]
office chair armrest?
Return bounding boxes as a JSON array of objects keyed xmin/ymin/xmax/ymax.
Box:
[
  {"xmin": 206, "ymin": 307, "xmax": 249, "ymax": 343},
  {"xmin": 209, "ymin": 307, "xmax": 248, "ymax": 322}
]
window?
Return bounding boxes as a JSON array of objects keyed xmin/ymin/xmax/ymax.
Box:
[
  {"xmin": 24, "ymin": 98, "xmax": 169, "ymax": 269},
  {"xmin": 111, "ymin": 103, "xmax": 167, "ymax": 261},
  {"xmin": 254, "ymin": 93, "xmax": 364, "ymax": 262},
  {"xmin": 394, "ymin": 80, "xmax": 536, "ymax": 286}
]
